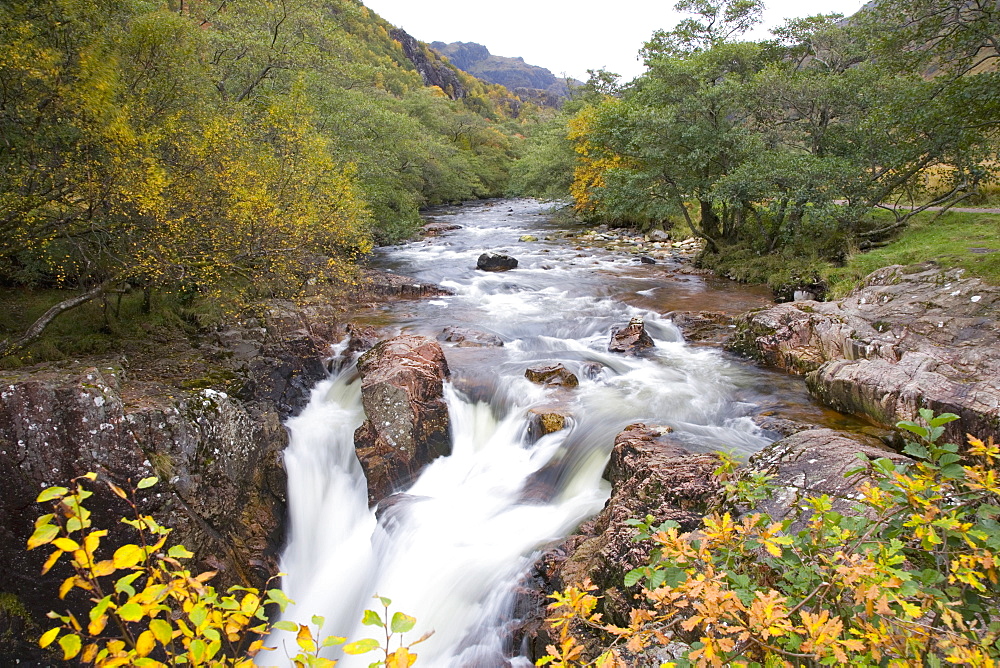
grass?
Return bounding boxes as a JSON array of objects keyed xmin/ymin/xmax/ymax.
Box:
[{"xmin": 825, "ymin": 210, "xmax": 1000, "ymax": 297}]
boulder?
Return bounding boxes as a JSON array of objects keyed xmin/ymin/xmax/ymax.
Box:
[
  {"xmin": 668, "ymin": 311, "xmax": 734, "ymax": 345},
  {"xmin": 524, "ymin": 363, "xmax": 579, "ymax": 388},
  {"xmin": 608, "ymin": 317, "xmax": 655, "ymax": 354},
  {"xmin": 741, "ymin": 428, "xmax": 911, "ymax": 532},
  {"xmin": 438, "ymin": 326, "xmax": 504, "ymax": 348},
  {"xmin": 532, "ymin": 424, "xmax": 721, "ymax": 630},
  {"xmin": 727, "ymin": 264, "xmax": 1000, "ymax": 444},
  {"xmin": 477, "ymin": 252, "xmax": 518, "ymax": 272},
  {"xmin": 354, "ymin": 335, "xmax": 451, "ymax": 504},
  {"xmin": 526, "ymin": 406, "xmax": 569, "ymax": 441},
  {"xmin": 520, "ymin": 235, "xmax": 538, "ymax": 242}
]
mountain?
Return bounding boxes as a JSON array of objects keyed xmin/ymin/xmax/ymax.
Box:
[{"xmin": 430, "ymin": 41, "xmax": 583, "ymax": 107}]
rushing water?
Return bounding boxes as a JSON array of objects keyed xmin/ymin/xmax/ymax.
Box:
[{"xmin": 261, "ymin": 200, "xmax": 836, "ymax": 666}]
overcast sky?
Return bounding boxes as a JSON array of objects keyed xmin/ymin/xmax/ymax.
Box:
[{"xmin": 361, "ymin": 0, "xmax": 870, "ymax": 82}]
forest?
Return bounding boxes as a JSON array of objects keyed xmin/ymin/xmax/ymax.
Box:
[
  {"xmin": 511, "ymin": 0, "xmax": 1000, "ymax": 290},
  {"xmin": 0, "ymin": 0, "xmax": 546, "ymax": 357}
]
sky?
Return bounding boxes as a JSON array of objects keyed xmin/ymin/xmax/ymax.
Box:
[{"xmin": 361, "ymin": 0, "xmax": 871, "ymax": 82}]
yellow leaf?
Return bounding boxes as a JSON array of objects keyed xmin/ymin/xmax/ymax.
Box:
[
  {"xmin": 41, "ymin": 549, "xmax": 63, "ymax": 575},
  {"xmin": 91, "ymin": 560, "xmax": 116, "ymax": 577},
  {"xmin": 112, "ymin": 544, "xmax": 145, "ymax": 569},
  {"xmin": 87, "ymin": 614, "xmax": 108, "ymax": 636},
  {"xmin": 39, "ymin": 627, "xmax": 59, "ymax": 648},
  {"xmin": 136, "ymin": 630, "xmax": 155, "ymax": 657},
  {"xmin": 59, "ymin": 576, "xmax": 78, "ymax": 599},
  {"xmin": 53, "ymin": 538, "xmax": 80, "ymax": 552}
]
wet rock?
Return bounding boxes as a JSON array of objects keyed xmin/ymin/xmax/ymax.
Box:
[
  {"xmin": 580, "ymin": 362, "xmax": 604, "ymax": 380},
  {"xmin": 524, "ymin": 363, "xmax": 579, "ymax": 388},
  {"xmin": 346, "ymin": 323, "xmax": 382, "ymax": 355},
  {"xmin": 751, "ymin": 413, "xmax": 817, "ymax": 438},
  {"xmin": 477, "ymin": 252, "xmax": 519, "ymax": 272},
  {"xmin": 374, "ymin": 493, "xmax": 427, "ymax": 533},
  {"xmin": 741, "ymin": 428, "xmax": 910, "ymax": 532},
  {"xmin": 668, "ymin": 311, "xmax": 734, "ymax": 345},
  {"xmin": 354, "ymin": 335, "xmax": 451, "ymax": 505},
  {"xmin": 438, "ymin": 326, "xmax": 504, "ymax": 348},
  {"xmin": 527, "ymin": 407, "xmax": 569, "ymax": 441},
  {"xmin": 533, "ymin": 424, "xmax": 721, "ymax": 631},
  {"xmin": 609, "ymin": 317, "xmax": 655, "ymax": 355},
  {"xmin": 520, "ymin": 235, "xmax": 538, "ymax": 242},
  {"xmin": 359, "ymin": 268, "xmax": 452, "ymax": 300},
  {"xmin": 422, "ymin": 221, "xmax": 462, "ymax": 236},
  {"xmin": 639, "ymin": 256, "xmax": 656, "ymax": 265},
  {"xmin": 727, "ymin": 264, "xmax": 1000, "ymax": 443}
]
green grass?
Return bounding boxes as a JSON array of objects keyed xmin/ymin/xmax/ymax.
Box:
[{"xmin": 825, "ymin": 210, "xmax": 1000, "ymax": 297}]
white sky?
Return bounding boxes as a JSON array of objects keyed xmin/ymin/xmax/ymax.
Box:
[{"xmin": 361, "ymin": 0, "xmax": 870, "ymax": 82}]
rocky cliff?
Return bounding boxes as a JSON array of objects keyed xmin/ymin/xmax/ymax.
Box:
[{"xmin": 391, "ymin": 29, "xmax": 467, "ymax": 99}]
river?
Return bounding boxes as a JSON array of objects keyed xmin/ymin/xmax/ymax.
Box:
[{"xmin": 261, "ymin": 199, "xmax": 847, "ymax": 667}]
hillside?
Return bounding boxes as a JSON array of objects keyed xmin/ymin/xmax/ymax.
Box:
[
  {"xmin": 0, "ymin": 0, "xmax": 552, "ymax": 364},
  {"xmin": 431, "ymin": 40, "xmax": 583, "ymax": 106}
]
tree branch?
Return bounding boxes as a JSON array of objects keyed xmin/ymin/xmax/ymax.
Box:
[{"xmin": 0, "ymin": 280, "xmax": 115, "ymax": 358}]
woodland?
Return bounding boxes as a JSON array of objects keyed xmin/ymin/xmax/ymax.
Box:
[{"xmin": 0, "ymin": 0, "xmax": 544, "ymax": 358}]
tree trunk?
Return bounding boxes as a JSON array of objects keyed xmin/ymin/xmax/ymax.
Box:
[
  {"xmin": 699, "ymin": 200, "xmax": 720, "ymax": 239},
  {"xmin": 0, "ymin": 280, "xmax": 114, "ymax": 359}
]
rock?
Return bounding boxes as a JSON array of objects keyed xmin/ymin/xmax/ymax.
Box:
[
  {"xmin": 639, "ymin": 256, "xmax": 656, "ymax": 264},
  {"xmin": 668, "ymin": 311, "xmax": 734, "ymax": 344},
  {"xmin": 741, "ymin": 429, "xmax": 910, "ymax": 531},
  {"xmin": 534, "ymin": 424, "xmax": 721, "ymax": 629},
  {"xmin": 390, "ymin": 28, "xmax": 466, "ymax": 99},
  {"xmin": 0, "ymin": 363, "xmax": 288, "ymax": 660},
  {"xmin": 346, "ymin": 323, "xmax": 382, "ymax": 355},
  {"xmin": 609, "ymin": 317, "xmax": 655, "ymax": 355},
  {"xmin": 422, "ymin": 221, "xmax": 462, "ymax": 236},
  {"xmin": 438, "ymin": 326, "xmax": 504, "ymax": 348},
  {"xmin": 519, "ymin": 235, "xmax": 538, "ymax": 242},
  {"xmin": 648, "ymin": 229, "xmax": 671, "ymax": 242},
  {"xmin": 580, "ymin": 362, "xmax": 604, "ymax": 380},
  {"xmin": 477, "ymin": 252, "xmax": 518, "ymax": 272},
  {"xmin": 358, "ymin": 268, "xmax": 451, "ymax": 301},
  {"xmin": 527, "ymin": 407, "xmax": 569, "ymax": 441},
  {"xmin": 354, "ymin": 335, "xmax": 451, "ymax": 505},
  {"xmin": 727, "ymin": 264, "xmax": 1000, "ymax": 443},
  {"xmin": 524, "ymin": 363, "xmax": 579, "ymax": 388}
]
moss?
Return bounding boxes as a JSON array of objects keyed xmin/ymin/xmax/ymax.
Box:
[{"xmin": 0, "ymin": 592, "xmax": 29, "ymax": 620}]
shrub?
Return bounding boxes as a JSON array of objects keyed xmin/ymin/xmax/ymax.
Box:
[
  {"xmin": 540, "ymin": 411, "xmax": 1000, "ymax": 667},
  {"xmin": 28, "ymin": 474, "xmax": 428, "ymax": 667}
]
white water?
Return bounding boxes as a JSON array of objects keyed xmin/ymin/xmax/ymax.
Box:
[{"xmin": 259, "ymin": 200, "xmax": 784, "ymax": 666}]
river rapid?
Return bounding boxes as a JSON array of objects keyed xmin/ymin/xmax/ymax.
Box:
[{"xmin": 261, "ymin": 199, "xmax": 841, "ymax": 667}]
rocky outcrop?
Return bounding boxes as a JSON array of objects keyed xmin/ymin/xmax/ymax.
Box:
[
  {"xmin": 477, "ymin": 252, "xmax": 518, "ymax": 272},
  {"xmin": 390, "ymin": 29, "xmax": 466, "ymax": 99},
  {"xmin": 358, "ymin": 268, "xmax": 452, "ymax": 301},
  {"xmin": 354, "ymin": 335, "xmax": 451, "ymax": 505},
  {"xmin": 727, "ymin": 264, "xmax": 1000, "ymax": 443},
  {"xmin": 526, "ymin": 406, "xmax": 570, "ymax": 442},
  {"xmin": 531, "ymin": 425, "xmax": 721, "ymax": 631},
  {"xmin": 524, "ymin": 363, "xmax": 579, "ymax": 388},
  {"xmin": 438, "ymin": 326, "xmax": 504, "ymax": 348},
  {"xmin": 609, "ymin": 317, "xmax": 655, "ymax": 354},
  {"xmin": 741, "ymin": 429, "xmax": 910, "ymax": 531},
  {"xmin": 668, "ymin": 311, "xmax": 735, "ymax": 345}
]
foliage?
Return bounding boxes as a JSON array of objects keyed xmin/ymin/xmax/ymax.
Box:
[
  {"xmin": 28, "ymin": 473, "xmax": 428, "ymax": 667},
  {"xmin": 0, "ymin": 0, "xmax": 534, "ymax": 355},
  {"xmin": 547, "ymin": 0, "xmax": 1000, "ymax": 268},
  {"xmin": 541, "ymin": 411, "xmax": 1000, "ymax": 667}
]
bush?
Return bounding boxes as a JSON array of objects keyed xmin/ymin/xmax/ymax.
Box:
[
  {"xmin": 541, "ymin": 411, "xmax": 1000, "ymax": 667},
  {"xmin": 28, "ymin": 474, "xmax": 428, "ymax": 667}
]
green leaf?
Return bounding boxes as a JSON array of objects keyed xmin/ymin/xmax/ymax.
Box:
[
  {"xmin": 272, "ymin": 620, "xmax": 299, "ymax": 633},
  {"xmin": 321, "ymin": 635, "xmax": 346, "ymax": 647},
  {"xmin": 390, "ymin": 612, "xmax": 416, "ymax": 634},
  {"xmin": 902, "ymin": 442, "xmax": 930, "ymax": 460},
  {"xmin": 311, "ymin": 614, "xmax": 325, "ymax": 628},
  {"xmin": 938, "ymin": 453, "xmax": 962, "ymax": 466},
  {"xmin": 343, "ymin": 638, "xmax": 380, "ymax": 655},
  {"xmin": 117, "ymin": 602, "xmax": 143, "ymax": 622},
  {"xmin": 362, "ymin": 609, "xmax": 383, "ymax": 627},
  {"xmin": 149, "ymin": 618, "xmax": 173, "ymax": 645},
  {"xmin": 37, "ymin": 487, "xmax": 69, "ymax": 503},
  {"xmin": 59, "ymin": 633, "xmax": 81, "ymax": 660},
  {"xmin": 115, "ymin": 571, "xmax": 142, "ymax": 597},
  {"xmin": 940, "ymin": 463, "xmax": 966, "ymax": 480},
  {"xmin": 928, "ymin": 413, "xmax": 960, "ymax": 427},
  {"xmin": 27, "ymin": 523, "xmax": 59, "ymax": 550},
  {"xmin": 623, "ymin": 569, "xmax": 644, "ymax": 587},
  {"xmin": 266, "ymin": 587, "xmax": 293, "ymax": 612},
  {"xmin": 377, "ymin": 596, "xmax": 392, "ymax": 607},
  {"xmin": 136, "ymin": 476, "xmax": 158, "ymax": 490},
  {"xmin": 168, "ymin": 545, "xmax": 194, "ymax": 560}
]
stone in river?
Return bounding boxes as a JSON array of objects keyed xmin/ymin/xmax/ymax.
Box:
[
  {"xmin": 477, "ymin": 252, "xmax": 518, "ymax": 272},
  {"xmin": 524, "ymin": 363, "xmax": 579, "ymax": 388},
  {"xmin": 609, "ymin": 317, "xmax": 655, "ymax": 354}
]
